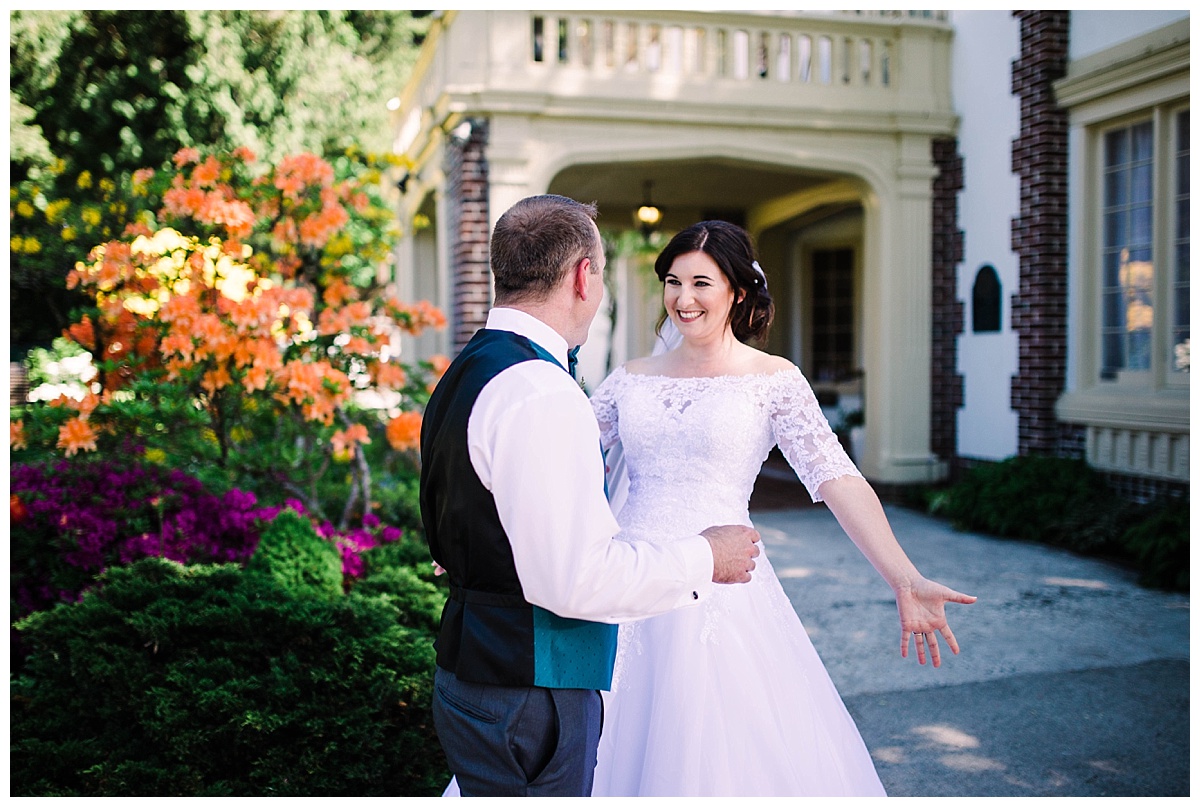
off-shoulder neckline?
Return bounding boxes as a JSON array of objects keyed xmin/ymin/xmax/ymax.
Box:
[{"xmin": 615, "ymin": 364, "xmax": 802, "ymax": 381}]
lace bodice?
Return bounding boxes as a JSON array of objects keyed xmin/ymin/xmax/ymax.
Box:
[{"xmin": 591, "ymin": 365, "xmax": 861, "ymax": 540}]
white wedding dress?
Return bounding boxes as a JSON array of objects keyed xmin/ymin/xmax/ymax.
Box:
[{"xmin": 588, "ymin": 364, "xmax": 887, "ymax": 797}]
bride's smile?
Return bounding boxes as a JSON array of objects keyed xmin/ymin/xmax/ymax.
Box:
[{"xmin": 664, "ymin": 251, "xmax": 738, "ymax": 337}]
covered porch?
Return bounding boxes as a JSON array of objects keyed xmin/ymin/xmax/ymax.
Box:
[{"xmin": 388, "ymin": 10, "xmax": 956, "ymax": 484}]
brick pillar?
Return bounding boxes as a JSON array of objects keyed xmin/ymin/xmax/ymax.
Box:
[
  {"xmin": 444, "ymin": 118, "xmax": 492, "ymax": 352},
  {"xmin": 931, "ymin": 137, "xmax": 965, "ymax": 465},
  {"xmin": 1010, "ymin": 11, "xmax": 1070, "ymax": 455}
]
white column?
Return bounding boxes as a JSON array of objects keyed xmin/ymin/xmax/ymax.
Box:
[
  {"xmin": 486, "ymin": 115, "xmax": 537, "ymax": 233},
  {"xmin": 860, "ymin": 135, "xmax": 946, "ymax": 483}
]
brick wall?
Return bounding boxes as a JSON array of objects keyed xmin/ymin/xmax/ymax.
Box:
[
  {"xmin": 931, "ymin": 137, "xmax": 965, "ymax": 466},
  {"xmin": 1101, "ymin": 471, "xmax": 1190, "ymax": 504},
  {"xmin": 10, "ymin": 362, "xmax": 29, "ymax": 407},
  {"xmin": 1055, "ymin": 421, "xmax": 1086, "ymax": 460},
  {"xmin": 1010, "ymin": 11, "xmax": 1070, "ymax": 455},
  {"xmin": 444, "ymin": 118, "xmax": 492, "ymax": 352}
]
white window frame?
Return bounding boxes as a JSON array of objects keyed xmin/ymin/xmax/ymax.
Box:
[
  {"xmin": 1090, "ymin": 107, "xmax": 1188, "ymax": 388},
  {"xmin": 1053, "ymin": 19, "xmax": 1188, "ymax": 479},
  {"xmin": 1056, "ymin": 21, "xmax": 1185, "ymax": 415}
]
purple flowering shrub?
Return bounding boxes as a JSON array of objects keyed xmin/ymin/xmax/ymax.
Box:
[
  {"xmin": 10, "ymin": 456, "xmax": 403, "ymax": 620},
  {"xmin": 322, "ymin": 512, "xmax": 404, "ymax": 579}
]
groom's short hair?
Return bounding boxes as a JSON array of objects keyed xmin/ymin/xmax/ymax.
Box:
[{"xmin": 491, "ymin": 195, "xmax": 600, "ymax": 304}]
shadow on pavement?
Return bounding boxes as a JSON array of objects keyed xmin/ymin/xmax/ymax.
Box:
[{"xmin": 849, "ymin": 659, "xmax": 1189, "ymax": 797}]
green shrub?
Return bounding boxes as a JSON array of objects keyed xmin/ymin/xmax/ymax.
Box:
[
  {"xmin": 350, "ymin": 537, "xmax": 446, "ymax": 637},
  {"xmin": 934, "ymin": 455, "xmax": 1116, "ymax": 549},
  {"xmin": 350, "ymin": 564, "xmax": 444, "ymax": 635},
  {"xmin": 932, "ymin": 455, "xmax": 1189, "ymax": 592},
  {"xmin": 1120, "ymin": 496, "xmax": 1190, "ymax": 591},
  {"xmin": 361, "ymin": 530, "xmax": 438, "ymax": 580},
  {"xmin": 371, "ymin": 473, "xmax": 424, "ymax": 534},
  {"xmin": 11, "ymin": 558, "xmax": 449, "ymax": 796},
  {"xmin": 245, "ymin": 508, "xmax": 343, "ymax": 598}
]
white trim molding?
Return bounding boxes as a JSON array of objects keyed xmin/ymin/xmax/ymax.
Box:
[{"xmin": 1055, "ymin": 17, "xmax": 1190, "ymax": 482}]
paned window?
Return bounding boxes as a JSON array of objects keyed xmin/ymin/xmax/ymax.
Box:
[
  {"xmin": 1172, "ymin": 110, "xmax": 1189, "ymax": 375},
  {"xmin": 810, "ymin": 248, "xmax": 854, "ymax": 382},
  {"xmin": 1096, "ymin": 107, "xmax": 1189, "ymax": 381},
  {"xmin": 1100, "ymin": 120, "xmax": 1154, "ymax": 378}
]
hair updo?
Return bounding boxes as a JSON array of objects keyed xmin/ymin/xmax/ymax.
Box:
[{"xmin": 653, "ymin": 220, "xmax": 775, "ymax": 344}]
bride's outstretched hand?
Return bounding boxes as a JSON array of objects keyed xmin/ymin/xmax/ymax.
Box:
[{"xmin": 895, "ymin": 577, "xmax": 976, "ymax": 667}]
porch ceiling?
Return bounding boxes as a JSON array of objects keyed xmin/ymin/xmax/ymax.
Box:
[{"xmin": 547, "ymin": 157, "xmax": 834, "ymax": 212}]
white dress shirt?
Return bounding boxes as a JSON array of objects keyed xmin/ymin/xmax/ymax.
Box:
[{"xmin": 467, "ymin": 307, "xmax": 714, "ymax": 623}]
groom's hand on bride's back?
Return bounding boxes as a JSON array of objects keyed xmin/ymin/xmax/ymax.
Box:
[{"xmin": 701, "ymin": 525, "xmax": 761, "ymax": 584}]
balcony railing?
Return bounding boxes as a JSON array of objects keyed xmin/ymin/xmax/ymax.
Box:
[
  {"xmin": 394, "ymin": 10, "xmax": 953, "ymax": 156},
  {"xmin": 529, "ymin": 13, "xmax": 905, "ymax": 90}
]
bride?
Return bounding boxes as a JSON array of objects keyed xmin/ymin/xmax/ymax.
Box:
[{"xmin": 588, "ymin": 220, "xmax": 976, "ymax": 797}]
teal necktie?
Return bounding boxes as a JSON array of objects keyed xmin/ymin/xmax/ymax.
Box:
[{"xmin": 567, "ymin": 345, "xmax": 580, "ymax": 380}]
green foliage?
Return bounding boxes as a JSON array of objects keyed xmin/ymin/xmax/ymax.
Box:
[
  {"xmin": 362, "ymin": 439, "xmax": 425, "ymax": 533},
  {"xmin": 8, "ymin": 13, "xmax": 450, "ymax": 792},
  {"xmin": 372, "ymin": 475, "xmax": 423, "ymax": 534},
  {"xmin": 13, "ymin": 372, "xmax": 226, "ymax": 488},
  {"xmin": 1121, "ymin": 496, "xmax": 1190, "ymax": 591},
  {"xmin": 8, "ymin": 10, "xmax": 77, "ymax": 171},
  {"xmin": 601, "ymin": 226, "xmax": 670, "ymax": 260},
  {"xmin": 245, "ymin": 509, "xmax": 343, "ymax": 598},
  {"xmin": 20, "ymin": 11, "xmax": 205, "ymax": 179},
  {"xmin": 351, "ymin": 563, "xmax": 444, "ymax": 636},
  {"xmin": 932, "ymin": 455, "xmax": 1190, "ymax": 591},
  {"xmin": 932, "ymin": 455, "xmax": 1111, "ymax": 545},
  {"xmin": 360, "ymin": 534, "xmax": 441, "ymax": 587},
  {"xmin": 11, "ymin": 558, "xmax": 448, "ymax": 796},
  {"xmin": 9, "ymin": 9, "xmax": 432, "ymax": 350},
  {"xmin": 11, "ymin": 10, "xmax": 431, "ymax": 178}
]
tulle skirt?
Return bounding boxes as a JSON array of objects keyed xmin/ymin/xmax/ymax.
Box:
[{"xmin": 591, "ymin": 545, "xmax": 886, "ymax": 797}]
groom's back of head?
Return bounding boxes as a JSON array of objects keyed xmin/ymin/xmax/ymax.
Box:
[{"xmin": 492, "ymin": 194, "xmax": 599, "ymax": 305}]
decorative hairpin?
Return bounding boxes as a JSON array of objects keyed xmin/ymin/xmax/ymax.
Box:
[{"xmin": 752, "ymin": 261, "xmax": 768, "ymax": 290}]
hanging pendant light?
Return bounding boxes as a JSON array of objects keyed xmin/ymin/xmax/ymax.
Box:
[{"xmin": 635, "ymin": 180, "xmax": 662, "ymax": 240}]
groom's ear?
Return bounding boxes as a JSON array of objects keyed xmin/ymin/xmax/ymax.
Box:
[{"xmin": 573, "ymin": 258, "xmax": 593, "ymax": 300}]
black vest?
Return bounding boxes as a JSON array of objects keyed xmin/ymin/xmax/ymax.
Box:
[{"xmin": 420, "ymin": 328, "xmax": 617, "ymax": 689}]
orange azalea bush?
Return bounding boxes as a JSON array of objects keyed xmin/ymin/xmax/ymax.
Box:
[
  {"xmin": 14, "ymin": 146, "xmax": 445, "ymax": 530},
  {"xmin": 386, "ymin": 411, "xmax": 423, "ymax": 452},
  {"xmin": 11, "ymin": 421, "xmax": 27, "ymax": 451}
]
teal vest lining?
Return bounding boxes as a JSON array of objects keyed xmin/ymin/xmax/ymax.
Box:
[{"xmin": 532, "ymin": 606, "xmax": 618, "ymax": 690}]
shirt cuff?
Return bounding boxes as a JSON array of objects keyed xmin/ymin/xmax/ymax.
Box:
[{"xmin": 677, "ymin": 534, "xmax": 715, "ymax": 604}]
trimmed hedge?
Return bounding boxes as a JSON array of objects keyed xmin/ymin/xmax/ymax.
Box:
[{"xmin": 11, "ymin": 556, "xmax": 448, "ymax": 796}]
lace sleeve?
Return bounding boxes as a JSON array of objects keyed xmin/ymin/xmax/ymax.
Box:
[
  {"xmin": 768, "ymin": 368, "xmax": 864, "ymax": 503},
  {"xmin": 589, "ymin": 366, "xmax": 624, "ymax": 450}
]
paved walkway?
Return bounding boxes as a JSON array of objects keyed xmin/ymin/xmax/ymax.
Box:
[{"xmin": 749, "ymin": 503, "xmax": 1190, "ymax": 797}]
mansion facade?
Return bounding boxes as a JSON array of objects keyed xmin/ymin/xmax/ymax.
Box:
[{"xmin": 385, "ymin": 10, "xmax": 1190, "ymax": 498}]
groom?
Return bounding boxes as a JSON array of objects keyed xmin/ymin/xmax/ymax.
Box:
[{"xmin": 419, "ymin": 194, "xmax": 761, "ymax": 796}]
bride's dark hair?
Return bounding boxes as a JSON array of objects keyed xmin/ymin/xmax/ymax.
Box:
[{"xmin": 653, "ymin": 220, "xmax": 774, "ymax": 344}]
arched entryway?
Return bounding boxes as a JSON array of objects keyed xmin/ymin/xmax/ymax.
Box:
[
  {"xmin": 531, "ymin": 139, "xmax": 939, "ymax": 485},
  {"xmin": 547, "ymin": 158, "xmax": 870, "ymax": 445}
]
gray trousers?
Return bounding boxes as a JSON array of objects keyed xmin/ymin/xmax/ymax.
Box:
[{"xmin": 432, "ymin": 666, "xmax": 603, "ymax": 796}]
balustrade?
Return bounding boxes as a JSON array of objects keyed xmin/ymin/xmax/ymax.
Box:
[
  {"xmin": 393, "ymin": 10, "xmax": 953, "ymax": 164},
  {"xmin": 527, "ymin": 11, "xmax": 916, "ymax": 91}
]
